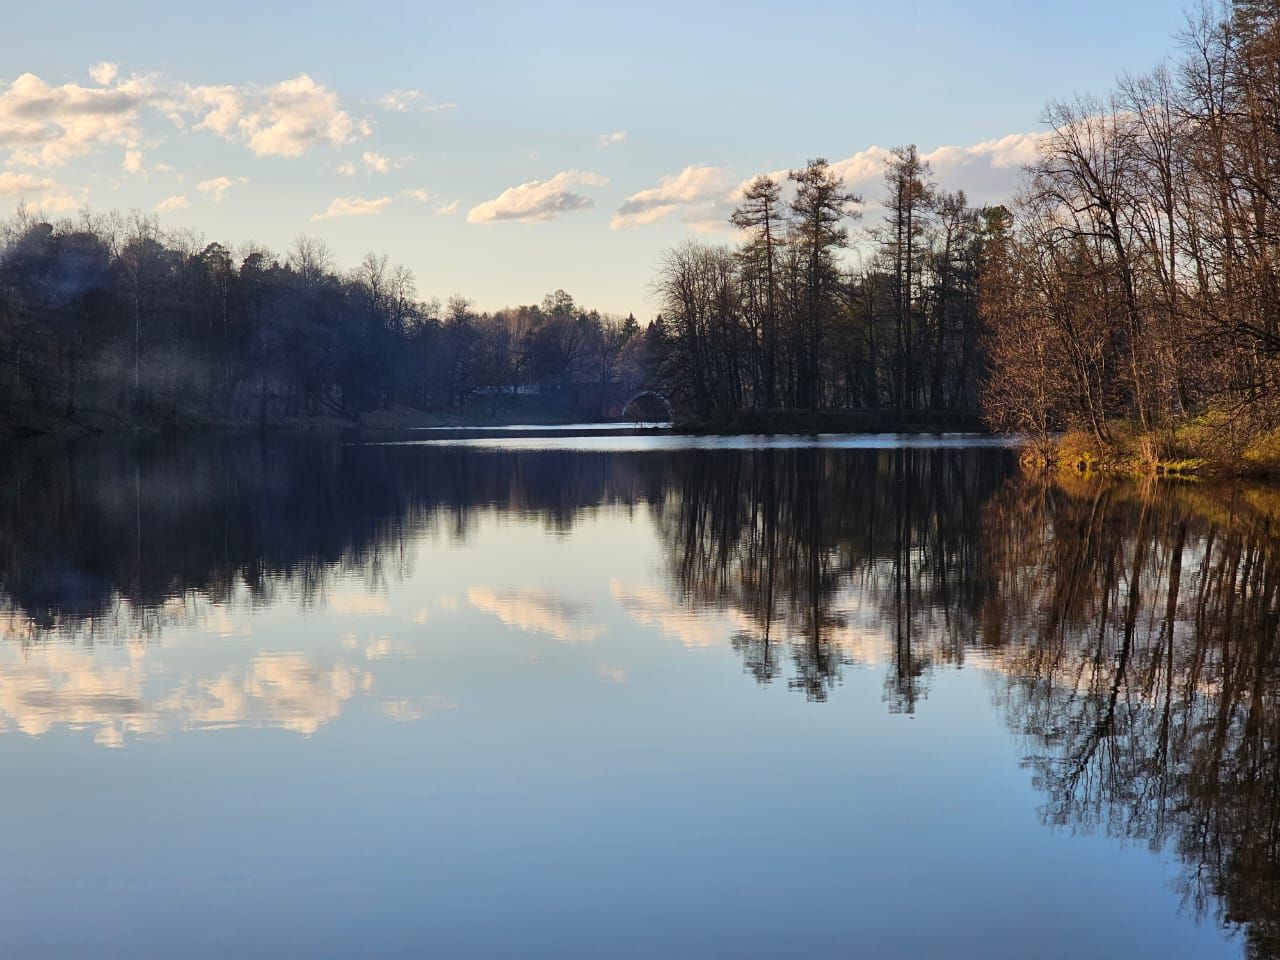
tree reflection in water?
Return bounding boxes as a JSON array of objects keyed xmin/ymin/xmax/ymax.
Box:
[
  {"xmin": 983, "ymin": 477, "xmax": 1280, "ymax": 959},
  {"xmin": 653, "ymin": 446, "xmax": 1005, "ymax": 707},
  {"xmin": 662, "ymin": 453, "xmax": 1280, "ymax": 954},
  {"xmin": 0, "ymin": 437, "xmax": 1277, "ymax": 953}
]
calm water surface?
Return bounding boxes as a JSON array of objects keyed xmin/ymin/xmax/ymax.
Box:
[{"xmin": 0, "ymin": 433, "xmax": 1275, "ymax": 958}]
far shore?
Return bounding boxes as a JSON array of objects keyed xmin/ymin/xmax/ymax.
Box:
[{"xmin": 2, "ymin": 405, "xmax": 992, "ymax": 441}]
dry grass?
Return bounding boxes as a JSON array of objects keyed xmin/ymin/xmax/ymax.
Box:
[
  {"xmin": 1049, "ymin": 420, "xmax": 1221, "ymax": 478},
  {"xmin": 1242, "ymin": 428, "xmax": 1280, "ymax": 474}
]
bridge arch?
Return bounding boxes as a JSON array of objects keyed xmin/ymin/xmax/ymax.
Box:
[{"xmin": 620, "ymin": 391, "xmax": 673, "ymax": 423}]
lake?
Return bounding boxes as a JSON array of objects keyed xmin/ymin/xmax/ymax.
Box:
[{"xmin": 0, "ymin": 431, "xmax": 1274, "ymax": 958}]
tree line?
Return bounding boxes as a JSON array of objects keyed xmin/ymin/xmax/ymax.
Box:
[
  {"xmin": 983, "ymin": 1, "xmax": 1280, "ymax": 460},
  {"xmin": 0, "ymin": 209, "xmax": 646, "ymax": 430},
  {"xmin": 7, "ymin": 0, "xmax": 1279, "ymax": 445},
  {"xmin": 0, "ymin": 145, "xmax": 1004, "ymax": 432},
  {"xmin": 647, "ymin": 0, "xmax": 1280, "ymax": 455},
  {"xmin": 646, "ymin": 152, "xmax": 1003, "ymax": 419}
]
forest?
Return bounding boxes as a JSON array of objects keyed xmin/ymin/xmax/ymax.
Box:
[
  {"xmin": 649, "ymin": 0, "xmax": 1280, "ymax": 473},
  {"xmin": 981, "ymin": 1, "xmax": 1280, "ymax": 471},
  {"xmin": 2, "ymin": 0, "xmax": 1279, "ymax": 476},
  {"xmin": 0, "ymin": 211, "xmax": 647, "ymax": 431},
  {"xmin": 644, "ymin": 150, "xmax": 996, "ymax": 422},
  {"xmin": 0, "ymin": 142, "xmax": 994, "ymax": 435}
]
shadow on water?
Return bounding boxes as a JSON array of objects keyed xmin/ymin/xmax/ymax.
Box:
[{"xmin": 1, "ymin": 436, "xmax": 1278, "ymax": 954}]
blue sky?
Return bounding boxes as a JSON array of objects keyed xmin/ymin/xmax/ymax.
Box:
[{"xmin": 2, "ymin": 0, "xmax": 1190, "ymax": 314}]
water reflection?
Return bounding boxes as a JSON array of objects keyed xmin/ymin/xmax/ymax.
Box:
[
  {"xmin": 984, "ymin": 477, "xmax": 1280, "ymax": 958},
  {"xmin": 652, "ymin": 446, "xmax": 1004, "ymax": 706},
  {"xmin": 655, "ymin": 451, "xmax": 1280, "ymax": 952},
  {"xmin": 1, "ymin": 437, "xmax": 1278, "ymax": 954}
]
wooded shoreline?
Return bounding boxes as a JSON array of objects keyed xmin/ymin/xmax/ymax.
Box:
[{"xmin": 5, "ymin": 4, "xmax": 1280, "ymax": 481}]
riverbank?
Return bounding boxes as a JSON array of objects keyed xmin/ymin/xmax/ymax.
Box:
[
  {"xmin": 3, "ymin": 402, "xmax": 991, "ymax": 441},
  {"xmin": 673, "ymin": 408, "xmax": 986, "ymax": 435},
  {"xmin": 1033, "ymin": 418, "xmax": 1280, "ymax": 480},
  {"xmin": 0, "ymin": 400, "xmax": 618, "ymax": 440}
]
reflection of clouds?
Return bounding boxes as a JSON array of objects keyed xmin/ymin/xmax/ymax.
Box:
[
  {"xmin": 467, "ymin": 587, "xmax": 603, "ymax": 643},
  {"xmin": 168, "ymin": 653, "xmax": 373, "ymax": 736},
  {"xmin": 826, "ymin": 626, "xmax": 883, "ymax": 666},
  {"xmin": 597, "ymin": 665, "xmax": 629, "ymax": 684},
  {"xmin": 0, "ymin": 583, "xmax": 455, "ymax": 747},
  {"xmin": 0, "ymin": 646, "xmax": 386, "ymax": 746},
  {"xmin": 382, "ymin": 695, "xmax": 457, "ymax": 722},
  {"xmin": 200, "ymin": 606, "xmax": 252, "ymax": 639},
  {"xmin": 610, "ymin": 580, "xmax": 741, "ymax": 648},
  {"xmin": 0, "ymin": 647, "xmax": 156, "ymax": 746},
  {"xmin": 328, "ymin": 591, "xmax": 392, "ymax": 616},
  {"xmin": 612, "ymin": 579, "xmax": 896, "ymax": 664},
  {"xmin": 341, "ymin": 632, "xmax": 412, "ymax": 661},
  {"xmin": 362, "ymin": 636, "xmax": 406, "ymax": 660}
]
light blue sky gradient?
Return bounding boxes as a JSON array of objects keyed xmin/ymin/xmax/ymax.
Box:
[{"xmin": 3, "ymin": 0, "xmax": 1191, "ymax": 313}]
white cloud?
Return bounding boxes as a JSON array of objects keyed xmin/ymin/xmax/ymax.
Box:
[
  {"xmin": 621, "ymin": 133, "xmax": 1044, "ymax": 236},
  {"xmin": 598, "ymin": 130, "xmax": 627, "ymax": 148},
  {"xmin": 467, "ymin": 169, "xmax": 607, "ymax": 224},
  {"xmin": 33, "ymin": 192, "xmax": 84, "ymax": 212},
  {"xmin": 339, "ymin": 152, "xmax": 408, "ymax": 176},
  {"xmin": 362, "ymin": 150, "xmax": 394, "ymax": 174},
  {"xmin": 402, "ymin": 188, "xmax": 432, "ymax": 203},
  {"xmin": 89, "ymin": 61, "xmax": 119, "ymax": 86},
  {"xmin": 377, "ymin": 89, "xmax": 455, "ymax": 113},
  {"xmin": 181, "ymin": 84, "xmax": 241, "ymax": 136},
  {"xmin": 917, "ymin": 133, "xmax": 1043, "ymax": 200},
  {"xmin": 122, "ymin": 149, "xmax": 144, "ymax": 174},
  {"xmin": 0, "ymin": 172, "xmax": 56, "ymax": 196},
  {"xmin": 378, "ymin": 89, "xmax": 420, "ymax": 112},
  {"xmin": 237, "ymin": 74, "xmax": 370, "ymax": 157},
  {"xmin": 311, "ymin": 195, "xmax": 392, "ymax": 221},
  {"xmin": 360, "ymin": 150, "xmax": 407, "ymax": 174},
  {"xmin": 0, "ymin": 66, "xmax": 372, "ymax": 168},
  {"xmin": 436, "ymin": 200, "xmax": 459, "ymax": 215},
  {"xmin": 0, "ymin": 172, "xmax": 83, "ymax": 211},
  {"xmin": 179, "ymin": 74, "xmax": 369, "ymax": 158},
  {"xmin": 155, "ymin": 194, "xmax": 188, "ymax": 213},
  {"xmin": 196, "ymin": 175, "xmax": 248, "ymax": 202},
  {"xmin": 0, "ymin": 71, "xmax": 150, "ymax": 167},
  {"xmin": 825, "ymin": 134, "xmax": 1042, "ymax": 208},
  {"xmin": 611, "ymin": 164, "xmax": 733, "ymax": 229}
]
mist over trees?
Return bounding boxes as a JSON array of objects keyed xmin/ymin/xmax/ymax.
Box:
[
  {"xmin": 982, "ymin": 2, "xmax": 1280, "ymax": 460},
  {"xmin": 0, "ymin": 208, "xmax": 645, "ymax": 430}
]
